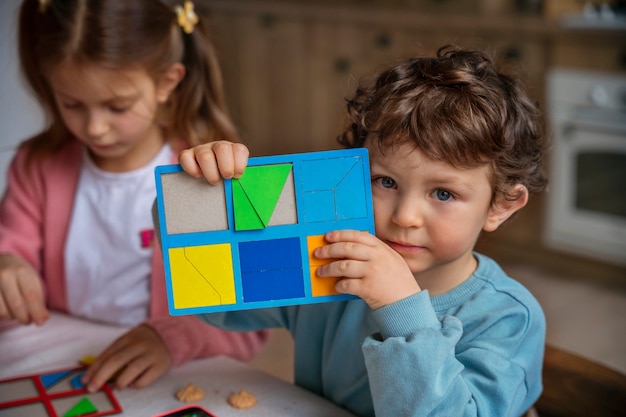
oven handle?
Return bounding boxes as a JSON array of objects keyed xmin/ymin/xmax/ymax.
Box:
[{"xmin": 565, "ymin": 107, "xmax": 626, "ymax": 137}]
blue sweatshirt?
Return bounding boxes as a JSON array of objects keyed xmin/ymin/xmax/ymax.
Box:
[{"xmin": 198, "ymin": 253, "xmax": 545, "ymax": 417}]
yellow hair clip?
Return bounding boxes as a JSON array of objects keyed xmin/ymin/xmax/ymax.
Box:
[
  {"xmin": 175, "ymin": 1, "xmax": 199, "ymax": 34},
  {"xmin": 39, "ymin": 0, "xmax": 51, "ymax": 13}
]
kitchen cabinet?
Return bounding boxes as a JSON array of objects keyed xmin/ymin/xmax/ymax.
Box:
[
  {"xmin": 207, "ymin": 1, "xmax": 548, "ymax": 155},
  {"xmin": 549, "ymin": 29, "xmax": 626, "ymax": 73}
]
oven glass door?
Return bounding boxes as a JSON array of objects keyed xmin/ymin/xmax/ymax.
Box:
[
  {"xmin": 545, "ymin": 117, "xmax": 626, "ymax": 266},
  {"xmin": 576, "ymin": 150, "xmax": 626, "ymax": 218}
]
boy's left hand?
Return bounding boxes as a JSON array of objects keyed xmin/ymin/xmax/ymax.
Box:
[
  {"xmin": 314, "ymin": 230, "xmax": 420, "ymax": 310},
  {"xmin": 81, "ymin": 324, "xmax": 171, "ymax": 392}
]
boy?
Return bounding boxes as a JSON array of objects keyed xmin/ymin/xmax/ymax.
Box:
[{"xmin": 178, "ymin": 45, "xmax": 547, "ymax": 417}]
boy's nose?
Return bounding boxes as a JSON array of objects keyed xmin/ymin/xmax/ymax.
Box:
[{"xmin": 392, "ymin": 197, "xmax": 424, "ymax": 228}]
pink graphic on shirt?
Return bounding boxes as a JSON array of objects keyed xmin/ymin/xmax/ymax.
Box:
[{"xmin": 140, "ymin": 229, "xmax": 155, "ymax": 248}]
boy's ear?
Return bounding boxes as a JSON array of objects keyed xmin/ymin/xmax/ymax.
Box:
[
  {"xmin": 483, "ymin": 184, "xmax": 528, "ymax": 232},
  {"xmin": 156, "ymin": 63, "xmax": 185, "ymax": 104}
]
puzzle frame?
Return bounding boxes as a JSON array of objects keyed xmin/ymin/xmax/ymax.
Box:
[
  {"xmin": 0, "ymin": 366, "xmax": 121, "ymax": 417},
  {"xmin": 154, "ymin": 148, "xmax": 374, "ymax": 315}
]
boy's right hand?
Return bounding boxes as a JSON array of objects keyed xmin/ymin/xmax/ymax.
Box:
[
  {"xmin": 0, "ymin": 254, "xmax": 49, "ymax": 325},
  {"xmin": 178, "ymin": 140, "xmax": 249, "ymax": 184}
]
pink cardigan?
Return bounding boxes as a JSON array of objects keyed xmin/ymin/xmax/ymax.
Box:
[{"xmin": 0, "ymin": 139, "xmax": 269, "ymax": 366}]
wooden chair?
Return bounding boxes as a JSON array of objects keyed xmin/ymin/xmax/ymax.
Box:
[{"xmin": 528, "ymin": 344, "xmax": 626, "ymax": 417}]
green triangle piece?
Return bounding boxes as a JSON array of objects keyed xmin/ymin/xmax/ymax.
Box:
[
  {"xmin": 233, "ymin": 180, "xmax": 265, "ymax": 230},
  {"xmin": 233, "ymin": 164, "xmax": 292, "ymax": 231},
  {"xmin": 63, "ymin": 397, "xmax": 98, "ymax": 417}
]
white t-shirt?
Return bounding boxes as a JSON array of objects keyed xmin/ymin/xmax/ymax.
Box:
[{"xmin": 65, "ymin": 144, "xmax": 174, "ymax": 326}]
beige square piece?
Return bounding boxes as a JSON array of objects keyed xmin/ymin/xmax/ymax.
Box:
[{"xmin": 160, "ymin": 172, "xmax": 228, "ymax": 234}]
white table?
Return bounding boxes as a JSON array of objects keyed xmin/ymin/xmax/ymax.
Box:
[
  {"xmin": 0, "ymin": 312, "xmax": 129, "ymax": 379},
  {"xmin": 0, "ymin": 312, "xmax": 355, "ymax": 417}
]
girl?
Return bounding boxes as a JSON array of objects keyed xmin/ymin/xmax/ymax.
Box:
[{"xmin": 0, "ymin": 0, "xmax": 268, "ymax": 391}]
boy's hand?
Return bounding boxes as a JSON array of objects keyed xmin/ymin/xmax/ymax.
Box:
[
  {"xmin": 82, "ymin": 324, "xmax": 172, "ymax": 392},
  {"xmin": 179, "ymin": 140, "xmax": 249, "ymax": 184},
  {"xmin": 0, "ymin": 254, "xmax": 49, "ymax": 325},
  {"xmin": 314, "ymin": 230, "xmax": 420, "ymax": 310}
]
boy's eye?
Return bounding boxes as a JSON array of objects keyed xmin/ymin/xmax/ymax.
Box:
[
  {"xmin": 374, "ymin": 176, "xmax": 396, "ymax": 189},
  {"xmin": 433, "ymin": 189, "xmax": 452, "ymax": 201}
]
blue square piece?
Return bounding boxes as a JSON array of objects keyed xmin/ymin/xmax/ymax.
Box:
[
  {"xmin": 242, "ymin": 268, "xmax": 305, "ymax": 302},
  {"xmin": 239, "ymin": 237, "xmax": 302, "ymax": 272},
  {"xmin": 300, "ymin": 156, "xmax": 368, "ymax": 223},
  {"xmin": 239, "ymin": 237, "xmax": 304, "ymax": 302}
]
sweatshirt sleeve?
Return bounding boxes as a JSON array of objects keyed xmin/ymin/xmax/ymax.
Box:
[
  {"xmin": 145, "ymin": 314, "xmax": 271, "ymax": 366},
  {"xmin": 0, "ymin": 145, "xmax": 44, "ymax": 270},
  {"xmin": 362, "ymin": 290, "xmax": 544, "ymax": 417}
]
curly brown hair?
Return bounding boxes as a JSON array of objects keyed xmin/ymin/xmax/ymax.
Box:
[{"xmin": 338, "ymin": 45, "xmax": 548, "ymax": 203}]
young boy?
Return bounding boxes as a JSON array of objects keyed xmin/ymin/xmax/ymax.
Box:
[{"xmin": 178, "ymin": 45, "xmax": 547, "ymax": 417}]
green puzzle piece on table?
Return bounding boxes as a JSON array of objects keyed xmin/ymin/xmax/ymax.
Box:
[
  {"xmin": 233, "ymin": 163, "xmax": 292, "ymax": 231},
  {"xmin": 63, "ymin": 397, "xmax": 98, "ymax": 417}
]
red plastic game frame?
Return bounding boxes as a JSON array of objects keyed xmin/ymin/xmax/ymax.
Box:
[{"xmin": 0, "ymin": 365, "xmax": 122, "ymax": 417}]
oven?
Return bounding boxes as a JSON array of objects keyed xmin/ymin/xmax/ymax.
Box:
[{"xmin": 544, "ymin": 68, "xmax": 626, "ymax": 267}]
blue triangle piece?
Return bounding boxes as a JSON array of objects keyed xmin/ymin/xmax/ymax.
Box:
[
  {"xmin": 71, "ymin": 371, "xmax": 86, "ymax": 389},
  {"xmin": 41, "ymin": 370, "xmax": 73, "ymax": 389}
]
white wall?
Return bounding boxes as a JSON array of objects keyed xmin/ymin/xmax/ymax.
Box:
[{"xmin": 0, "ymin": 0, "xmax": 45, "ymax": 194}]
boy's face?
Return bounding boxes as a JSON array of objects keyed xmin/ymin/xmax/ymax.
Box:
[{"xmin": 368, "ymin": 141, "xmax": 503, "ymax": 290}]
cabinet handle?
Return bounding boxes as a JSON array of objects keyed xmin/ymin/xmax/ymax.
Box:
[
  {"xmin": 503, "ymin": 46, "xmax": 522, "ymax": 61},
  {"xmin": 334, "ymin": 57, "xmax": 351, "ymax": 73},
  {"xmin": 618, "ymin": 48, "xmax": 626, "ymax": 70},
  {"xmin": 259, "ymin": 13, "xmax": 276, "ymax": 28},
  {"xmin": 375, "ymin": 33, "xmax": 392, "ymax": 49}
]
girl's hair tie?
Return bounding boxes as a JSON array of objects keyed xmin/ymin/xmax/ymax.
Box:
[
  {"xmin": 39, "ymin": 0, "xmax": 51, "ymax": 13},
  {"xmin": 175, "ymin": 1, "xmax": 199, "ymax": 34}
]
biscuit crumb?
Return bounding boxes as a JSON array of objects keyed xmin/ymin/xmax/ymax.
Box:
[
  {"xmin": 176, "ymin": 382, "xmax": 205, "ymax": 402},
  {"xmin": 227, "ymin": 389, "xmax": 257, "ymax": 409}
]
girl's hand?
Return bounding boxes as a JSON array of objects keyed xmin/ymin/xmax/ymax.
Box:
[
  {"xmin": 0, "ymin": 254, "xmax": 49, "ymax": 325},
  {"xmin": 82, "ymin": 324, "xmax": 171, "ymax": 392},
  {"xmin": 314, "ymin": 230, "xmax": 421, "ymax": 310},
  {"xmin": 179, "ymin": 140, "xmax": 249, "ymax": 184}
]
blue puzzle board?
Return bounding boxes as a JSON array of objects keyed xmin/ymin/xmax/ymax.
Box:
[{"xmin": 154, "ymin": 148, "xmax": 374, "ymax": 315}]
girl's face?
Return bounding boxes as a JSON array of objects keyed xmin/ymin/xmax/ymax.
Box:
[
  {"xmin": 48, "ymin": 60, "xmax": 176, "ymax": 172},
  {"xmin": 368, "ymin": 141, "xmax": 520, "ymax": 293}
]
